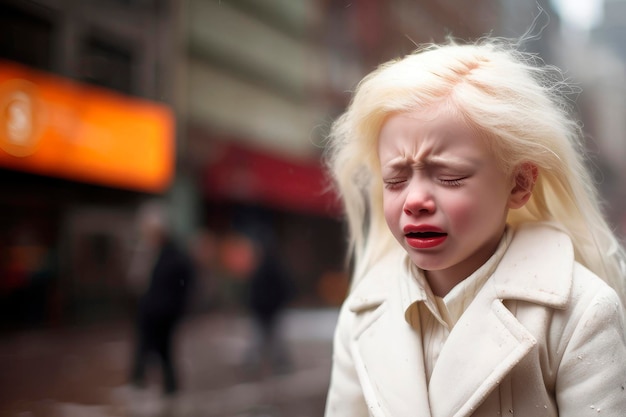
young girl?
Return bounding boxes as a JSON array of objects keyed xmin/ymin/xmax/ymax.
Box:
[{"xmin": 324, "ymin": 37, "xmax": 626, "ymax": 417}]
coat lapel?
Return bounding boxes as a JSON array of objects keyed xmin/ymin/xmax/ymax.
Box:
[
  {"xmin": 428, "ymin": 280, "xmax": 537, "ymax": 417},
  {"xmin": 349, "ymin": 251, "xmax": 433, "ymax": 417},
  {"xmin": 352, "ymin": 300, "xmax": 433, "ymax": 417}
]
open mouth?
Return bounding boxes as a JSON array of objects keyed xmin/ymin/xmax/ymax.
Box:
[
  {"xmin": 406, "ymin": 231, "xmax": 447, "ymax": 238},
  {"xmin": 404, "ymin": 231, "xmax": 448, "ymax": 249}
]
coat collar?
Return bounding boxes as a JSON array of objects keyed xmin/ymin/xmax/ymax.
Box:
[
  {"xmin": 349, "ymin": 221, "xmax": 574, "ymax": 312},
  {"xmin": 491, "ymin": 221, "xmax": 573, "ymax": 309},
  {"xmin": 346, "ymin": 222, "xmax": 575, "ymax": 417}
]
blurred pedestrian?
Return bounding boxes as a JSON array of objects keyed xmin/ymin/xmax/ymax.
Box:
[
  {"xmin": 243, "ymin": 233, "xmax": 294, "ymax": 376},
  {"xmin": 128, "ymin": 200, "xmax": 193, "ymax": 395}
]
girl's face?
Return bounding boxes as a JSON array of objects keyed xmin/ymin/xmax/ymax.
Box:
[{"xmin": 378, "ymin": 107, "xmax": 516, "ymax": 296}]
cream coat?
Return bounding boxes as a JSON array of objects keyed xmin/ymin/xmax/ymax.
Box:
[{"xmin": 325, "ymin": 223, "xmax": 626, "ymax": 416}]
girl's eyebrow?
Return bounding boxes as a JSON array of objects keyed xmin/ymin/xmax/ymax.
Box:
[
  {"xmin": 381, "ymin": 156, "xmax": 412, "ymax": 169},
  {"xmin": 427, "ymin": 154, "xmax": 478, "ymax": 168}
]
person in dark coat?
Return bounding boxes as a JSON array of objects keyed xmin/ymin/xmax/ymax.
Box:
[
  {"xmin": 244, "ymin": 234, "xmax": 294, "ymax": 375},
  {"xmin": 129, "ymin": 201, "xmax": 193, "ymax": 395}
]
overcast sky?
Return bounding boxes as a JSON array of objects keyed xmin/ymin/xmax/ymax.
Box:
[{"xmin": 551, "ymin": 0, "xmax": 605, "ymax": 31}]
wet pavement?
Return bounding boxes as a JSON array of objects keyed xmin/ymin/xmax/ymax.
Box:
[{"xmin": 0, "ymin": 308, "xmax": 339, "ymax": 417}]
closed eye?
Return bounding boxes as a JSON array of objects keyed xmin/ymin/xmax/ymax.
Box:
[
  {"xmin": 438, "ymin": 177, "xmax": 466, "ymax": 187},
  {"xmin": 383, "ymin": 178, "xmax": 407, "ymax": 190}
]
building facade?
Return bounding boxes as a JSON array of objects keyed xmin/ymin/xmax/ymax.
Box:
[{"xmin": 0, "ymin": 0, "xmax": 178, "ymax": 329}]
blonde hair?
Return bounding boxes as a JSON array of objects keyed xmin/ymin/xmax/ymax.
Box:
[{"xmin": 326, "ymin": 37, "xmax": 626, "ymax": 302}]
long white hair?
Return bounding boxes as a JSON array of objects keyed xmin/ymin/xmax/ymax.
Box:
[{"xmin": 325, "ymin": 37, "xmax": 626, "ymax": 303}]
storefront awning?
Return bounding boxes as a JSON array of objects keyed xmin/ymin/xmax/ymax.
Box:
[
  {"xmin": 203, "ymin": 142, "xmax": 341, "ymax": 217},
  {"xmin": 0, "ymin": 60, "xmax": 174, "ymax": 193}
]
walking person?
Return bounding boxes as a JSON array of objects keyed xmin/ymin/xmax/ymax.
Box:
[
  {"xmin": 243, "ymin": 233, "xmax": 294, "ymax": 376},
  {"xmin": 129, "ymin": 201, "xmax": 194, "ymax": 395}
]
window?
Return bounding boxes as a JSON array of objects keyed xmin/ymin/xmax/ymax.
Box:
[
  {"xmin": 79, "ymin": 36, "xmax": 134, "ymax": 94},
  {"xmin": 0, "ymin": 4, "xmax": 54, "ymax": 71}
]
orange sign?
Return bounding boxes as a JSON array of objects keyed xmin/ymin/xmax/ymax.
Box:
[{"xmin": 0, "ymin": 60, "xmax": 174, "ymax": 192}]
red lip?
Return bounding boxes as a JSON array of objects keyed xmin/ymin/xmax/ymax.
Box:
[{"xmin": 403, "ymin": 224, "xmax": 447, "ymax": 249}]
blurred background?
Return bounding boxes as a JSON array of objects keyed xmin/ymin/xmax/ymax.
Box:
[{"xmin": 0, "ymin": 0, "xmax": 625, "ymax": 416}]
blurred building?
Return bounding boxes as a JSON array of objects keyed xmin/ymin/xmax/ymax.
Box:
[
  {"xmin": 545, "ymin": 0, "xmax": 626, "ymax": 236},
  {"xmin": 0, "ymin": 0, "xmax": 179, "ymax": 329},
  {"xmin": 588, "ymin": 0, "xmax": 626, "ymax": 233}
]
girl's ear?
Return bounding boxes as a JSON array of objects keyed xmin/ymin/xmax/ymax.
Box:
[{"xmin": 508, "ymin": 162, "xmax": 538, "ymax": 209}]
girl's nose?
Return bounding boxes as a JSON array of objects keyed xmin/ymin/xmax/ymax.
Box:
[{"xmin": 403, "ymin": 184, "xmax": 435, "ymax": 215}]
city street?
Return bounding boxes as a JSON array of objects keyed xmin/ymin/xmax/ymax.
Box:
[{"xmin": 0, "ymin": 308, "xmax": 339, "ymax": 417}]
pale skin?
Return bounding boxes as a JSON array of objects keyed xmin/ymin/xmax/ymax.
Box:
[{"xmin": 378, "ymin": 105, "xmax": 535, "ymax": 297}]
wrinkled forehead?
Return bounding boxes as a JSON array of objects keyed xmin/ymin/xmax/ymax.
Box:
[{"xmin": 375, "ymin": 101, "xmax": 505, "ymax": 169}]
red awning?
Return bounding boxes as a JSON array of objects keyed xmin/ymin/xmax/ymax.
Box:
[{"xmin": 203, "ymin": 142, "xmax": 341, "ymax": 217}]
